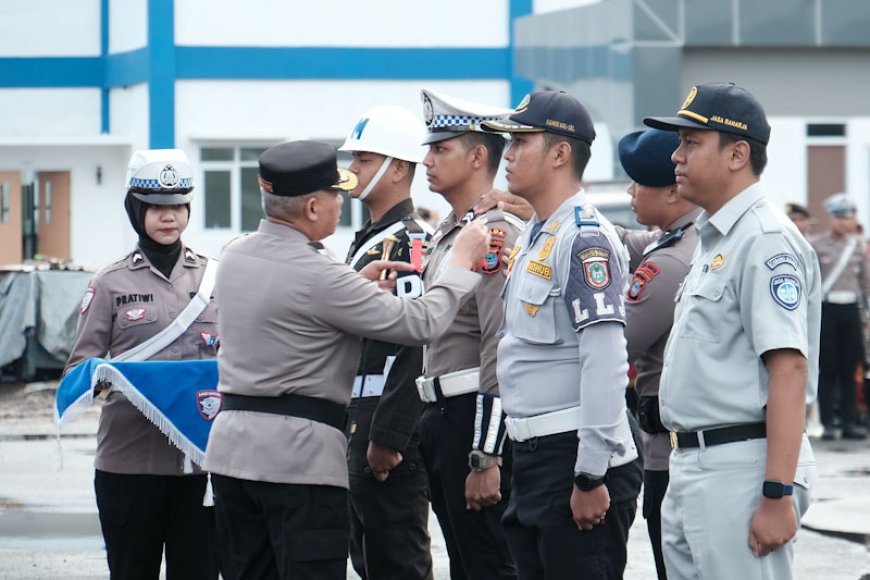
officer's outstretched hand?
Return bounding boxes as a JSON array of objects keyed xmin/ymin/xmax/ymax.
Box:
[
  {"xmin": 367, "ymin": 441, "xmax": 403, "ymax": 483},
  {"xmin": 451, "ymin": 219, "xmax": 491, "ymax": 270},
  {"xmin": 465, "ymin": 466, "xmax": 501, "ymax": 511},
  {"xmin": 359, "ymin": 260, "xmax": 416, "ymax": 291},
  {"xmin": 749, "ymin": 498, "xmax": 798, "ymax": 557},
  {"xmin": 473, "ymin": 188, "xmax": 535, "ymax": 221},
  {"xmin": 570, "ymin": 484, "xmax": 610, "ymax": 531}
]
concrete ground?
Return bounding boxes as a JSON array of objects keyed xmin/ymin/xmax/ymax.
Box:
[{"xmin": 1, "ymin": 385, "xmax": 869, "ymax": 579}]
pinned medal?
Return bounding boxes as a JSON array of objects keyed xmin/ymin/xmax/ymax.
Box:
[
  {"xmin": 379, "ymin": 235, "xmax": 399, "ymax": 281},
  {"xmin": 711, "ymin": 254, "xmax": 726, "ymax": 270}
]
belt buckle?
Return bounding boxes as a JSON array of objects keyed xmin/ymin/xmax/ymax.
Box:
[
  {"xmin": 415, "ymin": 376, "xmax": 437, "ymax": 403},
  {"xmin": 669, "ymin": 431, "xmax": 679, "ymax": 449}
]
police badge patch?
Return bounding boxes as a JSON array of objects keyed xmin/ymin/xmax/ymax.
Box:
[
  {"xmin": 578, "ymin": 248, "xmax": 611, "ymax": 290},
  {"xmin": 200, "ymin": 332, "xmax": 219, "ymax": 349},
  {"xmin": 80, "ymin": 286, "xmax": 95, "ymax": 314},
  {"xmin": 126, "ymin": 308, "xmax": 146, "ymax": 321},
  {"xmin": 196, "ymin": 390, "xmax": 223, "ymax": 420},
  {"xmin": 770, "ymin": 274, "xmax": 801, "ymax": 310},
  {"xmin": 478, "ymin": 228, "xmax": 506, "ymax": 275},
  {"xmin": 158, "ymin": 164, "xmax": 179, "ymax": 188}
]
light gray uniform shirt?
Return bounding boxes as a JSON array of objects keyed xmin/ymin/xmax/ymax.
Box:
[
  {"xmin": 660, "ymin": 184, "xmax": 821, "ymax": 433},
  {"xmin": 203, "ymin": 220, "xmax": 480, "ymax": 488},
  {"xmin": 497, "ymin": 191, "xmax": 637, "ymax": 477}
]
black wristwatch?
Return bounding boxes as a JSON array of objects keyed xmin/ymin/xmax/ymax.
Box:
[
  {"xmin": 762, "ymin": 480, "xmax": 794, "ymax": 499},
  {"xmin": 468, "ymin": 450, "xmax": 502, "ymax": 472},
  {"xmin": 574, "ymin": 472, "xmax": 606, "ymax": 492}
]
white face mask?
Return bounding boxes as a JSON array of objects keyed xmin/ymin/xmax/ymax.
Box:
[{"xmin": 357, "ymin": 156, "xmax": 394, "ymax": 201}]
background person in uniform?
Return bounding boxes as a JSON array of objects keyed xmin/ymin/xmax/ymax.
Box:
[
  {"xmin": 481, "ymin": 90, "xmax": 642, "ymax": 579},
  {"xmin": 614, "ymin": 129, "xmax": 701, "ymax": 580},
  {"xmin": 338, "ymin": 105, "xmax": 435, "ymax": 580},
  {"xmin": 811, "ymin": 193, "xmax": 870, "ymax": 440},
  {"xmin": 645, "ymin": 82, "xmax": 820, "ymax": 580},
  {"xmin": 203, "ymin": 141, "xmax": 491, "ymax": 580},
  {"xmin": 66, "ymin": 149, "xmax": 220, "ymax": 580},
  {"xmin": 417, "ymin": 88, "xmax": 523, "ymax": 580},
  {"xmin": 785, "ymin": 203, "xmax": 811, "ymax": 237}
]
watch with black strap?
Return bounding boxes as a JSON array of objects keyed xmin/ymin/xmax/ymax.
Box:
[
  {"xmin": 574, "ymin": 472, "xmax": 606, "ymax": 492},
  {"xmin": 762, "ymin": 480, "xmax": 794, "ymax": 499}
]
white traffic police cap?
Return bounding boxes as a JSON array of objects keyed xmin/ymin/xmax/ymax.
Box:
[{"xmin": 125, "ymin": 149, "xmax": 194, "ymax": 205}]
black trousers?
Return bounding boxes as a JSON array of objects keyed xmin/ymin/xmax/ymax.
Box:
[
  {"xmin": 94, "ymin": 470, "xmax": 218, "ymax": 580},
  {"xmin": 643, "ymin": 469, "xmax": 669, "ymax": 580},
  {"xmin": 348, "ymin": 398, "xmax": 433, "ymax": 580},
  {"xmin": 819, "ymin": 302, "xmax": 864, "ymax": 430},
  {"xmin": 212, "ymin": 475, "xmax": 348, "ymax": 580},
  {"xmin": 419, "ymin": 393, "xmax": 517, "ymax": 580},
  {"xmin": 502, "ymin": 432, "xmax": 642, "ymax": 580}
]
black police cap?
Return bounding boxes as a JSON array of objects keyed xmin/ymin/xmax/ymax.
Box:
[
  {"xmin": 785, "ymin": 203, "xmax": 810, "ymax": 218},
  {"xmin": 481, "ymin": 91, "xmax": 596, "ymax": 145},
  {"xmin": 258, "ymin": 141, "xmax": 357, "ymax": 198},
  {"xmin": 618, "ymin": 129, "xmax": 680, "ymax": 187},
  {"xmin": 644, "ymin": 82, "xmax": 771, "ymax": 145}
]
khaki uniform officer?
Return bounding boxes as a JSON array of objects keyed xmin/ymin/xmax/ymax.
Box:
[
  {"xmin": 614, "ymin": 129, "xmax": 701, "ymax": 580},
  {"xmin": 646, "ymin": 83, "xmax": 820, "ymax": 580},
  {"xmin": 482, "ymin": 90, "xmax": 642, "ymax": 580},
  {"xmin": 203, "ymin": 141, "xmax": 491, "ymax": 580},
  {"xmin": 66, "ymin": 149, "xmax": 220, "ymax": 580},
  {"xmin": 417, "ymin": 88, "xmax": 523, "ymax": 580},
  {"xmin": 811, "ymin": 193, "xmax": 870, "ymax": 440}
]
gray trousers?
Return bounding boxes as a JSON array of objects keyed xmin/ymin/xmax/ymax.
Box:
[{"xmin": 662, "ymin": 436, "xmax": 816, "ymax": 580}]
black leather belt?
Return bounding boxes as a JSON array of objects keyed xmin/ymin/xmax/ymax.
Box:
[
  {"xmin": 222, "ymin": 393, "xmax": 347, "ymax": 431},
  {"xmin": 670, "ymin": 422, "xmax": 766, "ymax": 449}
]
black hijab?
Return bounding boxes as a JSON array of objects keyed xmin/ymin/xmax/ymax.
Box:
[{"xmin": 124, "ymin": 192, "xmax": 190, "ymax": 279}]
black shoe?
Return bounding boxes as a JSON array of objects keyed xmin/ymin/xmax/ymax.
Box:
[
  {"xmin": 842, "ymin": 428, "xmax": 867, "ymax": 440},
  {"xmin": 821, "ymin": 429, "xmax": 837, "ymax": 441}
]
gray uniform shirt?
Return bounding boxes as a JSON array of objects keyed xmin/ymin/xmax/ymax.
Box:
[
  {"xmin": 66, "ymin": 246, "xmax": 219, "ymax": 475},
  {"xmin": 203, "ymin": 220, "xmax": 480, "ymax": 488},
  {"xmin": 810, "ymin": 233, "xmax": 870, "ymax": 304},
  {"xmin": 617, "ymin": 210, "xmax": 701, "ymax": 471},
  {"xmin": 660, "ymin": 184, "xmax": 821, "ymax": 433},
  {"xmin": 497, "ymin": 191, "xmax": 637, "ymax": 476}
]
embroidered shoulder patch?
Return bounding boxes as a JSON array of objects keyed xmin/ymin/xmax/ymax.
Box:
[
  {"xmin": 765, "ymin": 253, "xmax": 798, "ymax": 271},
  {"xmin": 80, "ymin": 286, "xmax": 95, "ymax": 315},
  {"xmin": 770, "ymin": 274, "xmax": 802, "ymax": 310},
  {"xmin": 196, "ymin": 390, "xmax": 223, "ymax": 420},
  {"xmin": 478, "ymin": 229, "xmax": 506, "ymax": 275},
  {"xmin": 626, "ymin": 261, "xmax": 660, "ymax": 302},
  {"xmin": 574, "ymin": 206, "xmax": 599, "ymax": 227},
  {"xmin": 578, "ymin": 247, "xmax": 611, "ymax": 290}
]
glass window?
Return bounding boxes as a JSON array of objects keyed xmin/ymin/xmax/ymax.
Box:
[
  {"xmin": 1, "ymin": 182, "xmax": 9, "ymax": 223},
  {"xmin": 204, "ymin": 170, "xmax": 231, "ymax": 229},
  {"xmin": 201, "ymin": 148, "xmax": 234, "ymax": 162},
  {"xmin": 240, "ymin": 167, "xmax": 261, "ymax": 232},
  {"xmin": 807, "ymin": 124, "xmax": 846, "ymax": 138},
  {"xmin": 240, "ymin": 147, "xmax": 267, "ymax": 162},
  {"xmin": 44, "ymin": 181, "xmax": 52, "ymax": 224}
]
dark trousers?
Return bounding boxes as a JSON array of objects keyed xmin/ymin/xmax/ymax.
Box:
[
  {"xmin": 212, "ymin": 474, "xmax": 348, "ymax": 580},
  {"xmin": 94, "ymin": 470, "xmax": 218, "ymax": 580},
  {"xmin": 819, "ymin": 302, "xmax": 864, "ymax": 431},
  {"xmin": 348, "ymin": 399, "xmax": 433, "ymax": 580},
  {"xmin": 419, "ymin": 393, "xmax": 517, "ymax": 580},
  {"xmin": 502, "ymin": 432, "xmax": 642, "ymax": 580},
  {"xmin": 643, "ymin": 470, "xmax": 669, "ymax": 580}
]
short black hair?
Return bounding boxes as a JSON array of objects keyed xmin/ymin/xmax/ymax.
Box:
[
  {"xmin": 718, "ymin": 132, "xmax": 767, "ymax": 176},
  {"xmin": 542, "ymin": 132, "xmax": 591, "ymax": 181},
  {"xmin": 459, "ymin": 132, "xmax": 505, "ymax": 176}
]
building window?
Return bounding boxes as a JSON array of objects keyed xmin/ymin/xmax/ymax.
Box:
[
  {"xmin": 44, "ymin": 181, "xmax": 52, "ymax": 224},
  {"xmin": 200, "ymin": 144, "xmax": 368, "ymax": 232},
  {"xmin": 0, "ymin": 182, "xmax": 9, "ymax": 223},
  {"xmin": 807, "ymin": 124, "xmax": 846, "ymax": 138}
]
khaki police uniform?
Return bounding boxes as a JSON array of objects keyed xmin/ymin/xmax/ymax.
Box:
[
  {"xmin": 811, "ymin": 232, "xmax": 870, "ymax": 436},
  {"xmin": 659, "ymin": 184, "xmax": 819, "ymax": 580},
  {"xmin": 344, "ymin": 199, "xmax": 434, "ymax": 580},
  {"xmin": 497, "ymin": 192, "xmax": 642, "ymax": 579},
  {"xmin": 417, "ymin": 203, "xmax": 522, "ymax": 580},
  {"xmin": 617, "ymin": 209, "xmax": 700, "ymax": 580},
  {"xmin": 66, "ymin": 244, "xmax": 219, "ymax": 579},
  {"xmin": 204, "ymin": 219, "xmax": 480, "ymax": 579}
]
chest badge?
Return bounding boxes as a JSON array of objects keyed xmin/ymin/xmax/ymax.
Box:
[
  {"xmin": 125, "ymin": 308, "xmax": 146, "ymax": 321},
  {"xmin": 524, "ymin": 303, "xmax": 540, "ymax": 317},
  {"xmin": 80, "ymin": 287, "xmax": 95, "ymax": 315},
  {"xmin": 710, "ymin": 254, "xmax": 726, "ymax": 270},
  {"xmin": 538, "ymin": 236, "xmax": 556, "ymax": 261},
  {"xmin": 200, "ymin": 332, "xmax": 220, "ymax": 349},
  {"xmin": 578, "ymin": 248, "xmax": 611, "ymax": 290}
]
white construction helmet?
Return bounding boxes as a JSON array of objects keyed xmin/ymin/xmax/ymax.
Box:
[
  {"xmin": 125, "ymin": 149, "xmax": 194, "ymax": 205},
  {"xmin": 339, "ymin": 105, "xmax": 427, "ymax": 164}
]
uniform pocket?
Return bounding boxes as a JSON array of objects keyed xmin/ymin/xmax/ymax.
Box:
[
  {"xmin": 680, "ymin": 278, "xmax": 727, "ymax": 343},
  {"xmin": 697, "ymin": 438, "xmax": 765, "ymax": 471},
  {"xmin": 511, "ymin": 275, "xmax": 558, "ymax": 345}
]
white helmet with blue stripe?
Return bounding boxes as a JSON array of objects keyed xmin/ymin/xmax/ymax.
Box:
[{"xmin": 125, "ymin": 149, "xmax": 194, "ymax": 205}]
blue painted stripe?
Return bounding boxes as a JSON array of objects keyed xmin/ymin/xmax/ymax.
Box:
[
  {"xmin": 0, "ymin": 58, "xmax": 101, "ymax": 87},
  {"xmin": 100, "ymin": 0, "xmax": 110, "ymax": 133},
  {"xmin": 148, "ymin": 0, "xmax": 176, "ymax": 148},
  {"xmin": 105, "ymin": 48, "xmax": 150, "ymax": 88},
  {"xmin": 508, "ymin": 0, "xmax": 534, "ymax": 107},
  {"xmin": 175, "ymin": 47, "xmax": 511, "ymax": 80}
]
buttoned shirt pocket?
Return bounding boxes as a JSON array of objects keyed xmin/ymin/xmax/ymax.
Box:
[
  {"xmin": 511, "ymin": 274, "xmax": 559, "ymax": 345},
  {"xmin": 680, "ymin": 277, "xmax": 727, "ymax": 343}
]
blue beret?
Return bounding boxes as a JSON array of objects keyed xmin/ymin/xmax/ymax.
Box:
[{"xmin": 618, "ymin": 129, "xmax": 680, "ymax": 187}]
